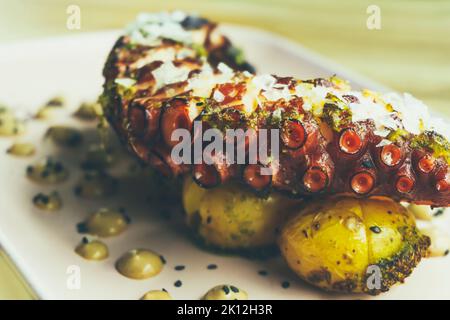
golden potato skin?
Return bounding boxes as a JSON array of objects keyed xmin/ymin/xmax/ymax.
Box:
[
  {"xmin": 279, "ymin": 197, "xmax": 430, "ymax": 295},
  {"xmin": 183, "ymin": 177, "xmax": 300, "ymax": 251}
]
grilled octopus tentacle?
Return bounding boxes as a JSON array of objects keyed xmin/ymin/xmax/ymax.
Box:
[{"xmin": 101, "ymin": 13, "xmax": 450, "ymax": 207}]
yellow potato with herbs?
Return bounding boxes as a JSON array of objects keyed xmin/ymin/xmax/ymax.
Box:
[
  {"xmin": 279, "ymin": 197, "xmax": 430, "ymax": 295},
  {"xmin": 183, "ymin": 177, "xmax": 299, "ymax": 251}
]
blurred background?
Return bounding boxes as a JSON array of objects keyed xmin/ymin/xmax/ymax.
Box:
[{"xmin": 0, "ymin": 0, "xmax": 449, "ymax": 299}]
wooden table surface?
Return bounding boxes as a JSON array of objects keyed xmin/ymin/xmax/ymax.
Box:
[{"xmin": 0, "ymin": 0, "xmax": 449, "ymax": 299}]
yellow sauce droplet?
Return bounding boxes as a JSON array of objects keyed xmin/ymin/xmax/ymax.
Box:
[
  {"xmin": 45, "ymin": 126, "xmax": 83, "ymax": 147},
  {"xmin": 75, "ymin": 238, "xmax": 109, "ymax": 261},
  {"xmin": 116, "ymin": 249, "xmax": 164, "ymax": 280},
  {"xmin": 26, "ymin": 158, "xmax": 69, "ymax": 184},
  {"xmin": 45, "ymin": 96, "xmax": 65, "ymax": 107},
  {"xmin": 35, "ymin": 100, "xmax": 64, "ymax": 120},
  {"xmin": 73, "ymin": 102, "xmax": 101, "ymax": 121},
  {"xmin": 203, "ymin": 285, "xmax": 248, "ymax": 300},
  {"xmin": 74, "ymin": 170, "xmax": 118, "ymax": 198},
  {"xmin": 0, "ymin": 107, "xmax": 25, "ymax": 136},
  {"xmin": 32, "ymin": 191, "xmax": 62, "ymax": 211},
  {"xmin": 140, "ymin": 290, "xmax": 172, "ymax": 300},
  {"xmin": 77, "ymin": 208, "xmax": 129, "ymax": 237},
  {"xmin": 7, "ymin": 142, "xmax": 36, "ymax": 157}
]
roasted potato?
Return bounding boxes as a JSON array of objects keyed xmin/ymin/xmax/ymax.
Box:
[
  {"xmin": 183, "ymin": 177, "xmax": 300, "ymax": 251},
  {"xmin": 279, "ymin": 197, "xmax": 430, "ymax": 295}
]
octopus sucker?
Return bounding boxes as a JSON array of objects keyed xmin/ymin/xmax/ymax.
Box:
[
  {"xmin": 281, "ymin": 119, "xmax": 307, "ymax": 150},
  {"xmin": 350, "ymin": 170, "xmax": 376, "ymax": 195},
  {"xmin": 160, "ymin": 98, "xmax": 193, "ymax": 148},
  {"xmin": 303, "ymin": 166, "xmax": 329, "ymax": 193},
  {"xmin": 192, "ymin": 163, "xmax": 221, "ymax": 188},
  {"xmin": 433, "ymin": 167, "xmax": 449, "ymax": 193},
  {"xmin": 395, "ymin": 175, "xmax": 416, "ymax": 195},
  {"xmin": 101, "ymin": 12, "xmax": 449, "ymax": 207},
  {"xmin": 379, "ymin": 144, "xmax": 404, "ymax": 168},
  {"xmin": 243, "ymin": 163, "xmax": 272, "ymax": 192},
  {"xmin": 338, "ymin": 128, "xmax": 364, "ymax": 155},
  {"xmin": 128, "ymin": 99, "xmax": 161, "ymax": 142},
  {"xmin": 416, "ymin": 152, "xmax": 436, "ymax": 174}
]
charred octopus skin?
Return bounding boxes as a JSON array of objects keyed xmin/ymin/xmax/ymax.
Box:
[{"xmin": 101, "ymin": 12, "xmax": 450, "ymax": 207}]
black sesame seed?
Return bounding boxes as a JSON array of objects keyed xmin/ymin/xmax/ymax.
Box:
[
  {"xmin": 434, "ymin": 209, "xmax": 445, "ymax": 217},
  {"xmin": 222, "ymin": 286, "xmax": 230, "ymax": 295},
  {"xmin": 40, "ymin": 195, "xmax": 50, "ymax": 204},
  {"xmin": 68, "ymin": 134, "xmax": 82, "ymax": 147},
  {"xmin": 41, "ymin": 170, "xmax": 50, "ymax": 178},
  {"xmin": 76, "ymin": 222, "xmax": 88, "ymax": 234},
  {"xmin": 160, "ymin": 255, "xmax": 167, "ymax": 264},
  {"xmin": 258, "ymin": 270, "xmax": 268, "ymax": 276},
  {"xmin": 162, "ymin": 288, "xmax": 167, "ymax": 292},
  {"xmin": 124, "ymin": 214, "xmax": 132, "ymax": 224},
  {"xmin": 174, "ymin": 265, "xmax": 185, "ymax": 271},
  {"xmin": 281, "ymin": 281, "xmax": 290, "ymax": 289},
  {"xmin": 230, "ymin": 286, "xmax": 239, "ymax": 293},
  {"xmin": 174, "ymin": 280, "xmax": 182, "ymax": 287},
  {"xmin": 82, "ymin": 237, "xmax": 89, "ymax": 244},
  {"xmin": 54, "ymin": 162, "xmax": 63, "ymax": 172},
  {"xmin": 74, "ymin": 186, "xmax": 82, "ymax": 196},
  {"xmin": 207, "ymin": 264, "xmax": 217, "ymax": 270},
  {"xmin": 444, "ymin": 249, "xmax": 449, "ymax": 256},
  {"xmin": 369, "ymin": 226, "xmax": 382, "ymax": 234},
  {"xmin": 26, "ymin": 166, "xmax": 33, "ymax": 174},
  {"xmin": 32, "ymin": 193, "xmax": 43, "ymax": 204}
]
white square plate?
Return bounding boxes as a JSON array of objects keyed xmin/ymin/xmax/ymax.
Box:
[{"xmin": 0, "ymin": 25, "xmax": 449, "ymax": 300}]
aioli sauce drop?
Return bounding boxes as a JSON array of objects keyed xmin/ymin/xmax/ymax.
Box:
[
  {"xmin": 33, "ymin": 191, "xmax": 62, "ymax": 211},
  {"xmin": 140, "ymin": 290, "xmax": 172, "ymax": 300},
  {"xmin": 26, "ymin": 158, "xmax": 69, "ymax": 184},
  {"xmin": 203, "ymin": 285, "xmax": 248, "ymax": 300},
  {"xmin": 77, "ymin": 208, "xmax": 129, "ymax": 237},
  {"xmin": 7, "ymin": 142, "xmax": 36, "ymax": 157},
  {"xmin": 75, "ymin": 237, "xmax": 109, "ymax": 261},
  {"xmin": 74, "ymin": 102, "xmax": 101, "ymax": 121},
  {"xmin": 116, "ymin": 249, "xmax": 164, "ymax": 280},
  {"xmin": 0, "ymin": 107, "xmax": 25, "ymax": 136}
]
